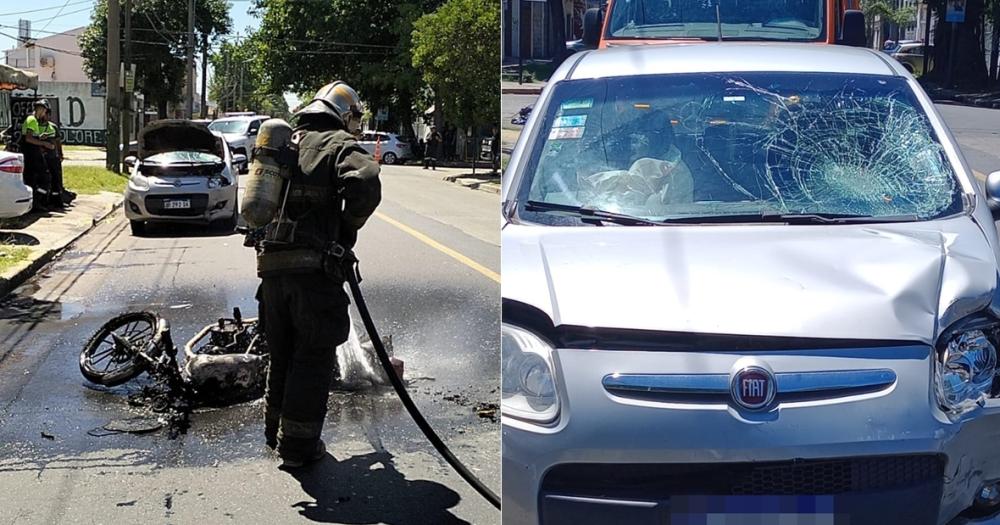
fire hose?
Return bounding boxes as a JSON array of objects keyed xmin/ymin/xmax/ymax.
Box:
[{"xmin": 344, "ymin": 258, "xmax": 502, "ymax": 510}]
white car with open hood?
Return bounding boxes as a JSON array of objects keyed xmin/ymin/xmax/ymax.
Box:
[
  {"xmin": 123, "ymin": 120, "xmax": 245, "ymax": 235},
  {"xmin": 501, "ymin": 43, "xmax": 1000, "ymax": 525}
]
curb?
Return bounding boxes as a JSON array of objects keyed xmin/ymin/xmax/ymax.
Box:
[
  {"xmin": 0, "ymin": 199, "xmax": 123, "ymax": 299},
  {"xmin": 502, "ymin": 87, "xmax": 543, "ymax": 95},
  {"xmin": 442, "ymin": 174, "xmax": 502, "ymax": 195}
]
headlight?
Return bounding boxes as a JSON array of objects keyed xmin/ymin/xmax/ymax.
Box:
[
  {"xmin": 207, "ymin": 174, "xmax": 231, "ymax": 189},
  {"xmin": 129, "ymin": 174, "xmax": 149, "ymax": 191},
  {"xmin": 935, "ymin": 327, "xmax": 998, "ymax": 416},
  {"xmin": 501, "ymin": 323, "xmax": 559, "ymax": 423}
]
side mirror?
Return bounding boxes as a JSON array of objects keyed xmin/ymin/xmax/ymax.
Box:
[
  {"xmin": 839, "ymin": 10, "xmax": 866, "ymax": 47},
  {"xmin": 582, "ymin": 8, "xmax": 602, "ymax": 48},
  {"xmin": 985, "ymin": 171, "xmax": 1000, "ymax": 219},
  {"xmin": 232, "ymin": 153, "xmax": 248, "ymax": 166},
  {"xmin": 124, "ymin": 156, "xmax": 137, "ymax": 169}
]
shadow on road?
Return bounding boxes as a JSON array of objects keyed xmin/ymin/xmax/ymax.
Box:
[
  {"xmin": 136, "ymin": 222, "xmax": 239, "ymax": 239},
  {"xmin": 286, "ymin": 450, "xmax": 469, "ymax": 524}
]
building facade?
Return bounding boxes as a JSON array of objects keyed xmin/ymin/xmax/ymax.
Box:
[{"xmin": 3, "ymin": 27, "xmax": 89, "ymax": 83}]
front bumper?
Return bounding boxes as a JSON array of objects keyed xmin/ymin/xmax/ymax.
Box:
[
  {"xmin": 124, "ymin": 183, "xmax": 237, "ymax": 223},
  {"xmin": 501, "ymin": 345, "xmax": 1000, "ymax": 525}
]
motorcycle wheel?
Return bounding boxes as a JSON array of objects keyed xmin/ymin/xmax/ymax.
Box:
[{"xmin": 79, "ymin": 311, "xmax": 158, "ymax": 386}]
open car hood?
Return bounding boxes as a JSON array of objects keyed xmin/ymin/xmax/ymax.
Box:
[{"xmin": 138, "ymin": 119, "xmax": 223, "ymax": 160}]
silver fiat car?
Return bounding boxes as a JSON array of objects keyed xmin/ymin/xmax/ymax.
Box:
[
  {"xmin": 501, "ymin": 43, "xmax": 1000, "ymax": 525},
  {"xmin": 124, "ymin": 120, "xmax": 245, "ymax": 235}
]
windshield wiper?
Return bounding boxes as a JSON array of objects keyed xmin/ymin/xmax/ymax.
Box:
[
  {"xmin": 524, "ymin": 200, "xmax": 662, "ymax": 226},
  {"xmin": 659, "ymin": 212, "xmax": 920, "ymax": 225}
]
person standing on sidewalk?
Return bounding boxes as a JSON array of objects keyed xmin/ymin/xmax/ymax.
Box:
[
  {"xmin": 255, "ymin": 81, "xmax": 381, "ymax": 469},
  {"xmin": 20, "ymin": 99, "xmax": 56, "ymax": 212},
  {"xmin": 40, "ymin": 108, "xmax": 73, "ymax": 209},
  {"xmin": 423, "ymin": 128, "xmax": 442, "ymax": 170}
]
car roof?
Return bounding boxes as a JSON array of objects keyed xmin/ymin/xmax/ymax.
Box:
[
  {"xmin": 558, "ymin": 43, "xmax": 907, "ymax": 82},
  {"xmin": 212, "ymin": 115, "xmax": 267, "ymax": 122}
]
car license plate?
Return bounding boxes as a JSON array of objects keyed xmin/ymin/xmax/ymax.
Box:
[{"xmin": 164, "ymin": 199, "xmax": 191, "ymax": 210}]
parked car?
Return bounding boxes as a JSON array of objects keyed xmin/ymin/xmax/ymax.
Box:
[
  {"xmin": 502, "ymin": 43, "xmax": 1000, "ymax": 525},
  {"xmin": 207, "ymin": 115, "xmax": 268, "ymax": 173},
  {"xmin": 123, "ymin": 120, "xmax": 245, "ymax": 235},
  {"xmin": 356, "ymin": 131, "xmax": 412, "ymax": 165},
  {"xmin": 0, "ymin": 152, "xmax": 32, "ymax": 218},
  {"xmin": 892, "ymin": 42, "xmax": 933, "ymax": 76}
]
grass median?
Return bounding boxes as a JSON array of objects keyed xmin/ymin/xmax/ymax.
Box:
[
  {"xmin": 0, "ymin": 244, "xmax": 31, "ymax": 274},
  {"xmin": 62, "ymin": 166, "xmax": 127, "ymax": 195}
]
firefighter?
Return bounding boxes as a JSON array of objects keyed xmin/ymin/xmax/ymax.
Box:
[{"xmin": 254, "ymin": 81, "xmax": 381, "ymax": 468}]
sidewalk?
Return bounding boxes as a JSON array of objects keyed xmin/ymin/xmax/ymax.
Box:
[
  {"xmin": 502, "ymin": 80, "xmax": 546, "ymax": 95},
  {"xmin": 0, "ymin": 192, "xmax": 121, "ymax": 297},
  {"xmin": 921, "ymin": 81, "xmax": 1000, "ymax": 109}
]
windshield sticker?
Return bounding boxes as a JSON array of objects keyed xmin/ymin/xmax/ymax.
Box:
[
  {"xmin": 560, "ymin": 98, "xmax": 593, "ymax": 110},
  {"xmin": 549, "ymin": 126, "xmax": 585, "ymax": 140},
  {"xmin": 553, "ymin": 115, "xmax": 587, "ymax": 128}
]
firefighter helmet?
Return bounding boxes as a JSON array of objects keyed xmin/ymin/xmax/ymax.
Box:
[{"xmin": 294, "ymin": 81, "xmax": 363, "ymax": 133}]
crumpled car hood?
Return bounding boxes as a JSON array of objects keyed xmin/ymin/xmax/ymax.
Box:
[
  {"xmin": 502, "ymin": 216, "xmax": 1000, "ymax": 344},
  {"xmin": 139, "ymin": 119, "xmax": 223, "ymax": 160}
]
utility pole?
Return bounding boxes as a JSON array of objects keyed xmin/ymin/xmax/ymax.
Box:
[
  {"xmin": 186, "ymin": 0, "xmax": 195, "ymax": 118},
  {"xmin": 121, "ymin": 0, "xmax": 132, "ymax": 157},
  {"xmin": 200, "ymin": 34, "xmax": 208, "ymax": 118},
  {"xmin": 106, "ymin": 0, "xmax": 121, "ymax": 173},
  {"xmin": 238, "ymin": 61, "xmax": 244, "ymax": 111}
]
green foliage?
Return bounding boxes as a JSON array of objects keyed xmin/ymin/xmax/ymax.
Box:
[
  {"xmin": 411, "ymin": 0, "xmax": 500, "ymax": 130},
  {"xmin": 79, "ymin": 0, "xmax": 231, "ymax": 115},
  {"xmin": 861, "ymin": 0, "xmax": 916, "ymax": 25},
  {"xmin": 0, "ymin": 245, "xmax": 31, "ymax": 275},
  {"xmin": 250, "ymin": 0, "xmax": 445, "ymax": 131}
]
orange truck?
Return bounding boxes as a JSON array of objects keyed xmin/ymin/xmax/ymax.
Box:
[{"xmin": 574, "ymin": 0, "xmax": 865, "ymax": 50}]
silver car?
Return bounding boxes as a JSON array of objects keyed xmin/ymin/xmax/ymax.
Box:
[
  {"xmin": 501, "ymin": 43, "xmax": 1000, "ymax": 525},
  {"xmin": 124, "ymin": 120, "xmax": 244, "ymax": 235},
  {"xmin": 357, "ymin": 131, "xmax": 412, "ymax": 165},
  {"xmin": 207, "ymin": 115, "xmax": 268, "ymax": 172}
]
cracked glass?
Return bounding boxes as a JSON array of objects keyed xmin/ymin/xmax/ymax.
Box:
[{"xmin": 518, "ymin": 72, "xmax": 963, "ymax": 225}]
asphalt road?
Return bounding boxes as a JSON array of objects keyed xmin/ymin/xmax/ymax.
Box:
[
  {"xmin": 936, "ymin": 103, "xmax": 1000, "ymax": 179},
  {"xmin": 0, "ymin": 164, "xmax": 500, "ymax": 524}
]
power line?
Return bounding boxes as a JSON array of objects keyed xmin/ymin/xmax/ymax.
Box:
[
  {"xmin": 0, "ymin": 30, "xmax": 83, "ymax": 56},
  {"xmin": 37, "ymin": 0, "xmax": 75, "ymax": 34},
  {"xmin": 26, "ymin": 5, "xmax": 95, "ymax": 25},
  {"xmin": 0, "ymin": 0, "xmax": 92, "ymax": 18}
]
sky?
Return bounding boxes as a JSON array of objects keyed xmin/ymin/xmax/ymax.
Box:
[{"xmin": 0, "ymin": 0, "xmax": 294, "ymax": 107}]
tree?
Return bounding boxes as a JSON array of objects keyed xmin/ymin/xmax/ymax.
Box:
[
  {"xmin": 924, "ymin": 0, "xmax": 990, "ymax": 88},
  {"xmin": 79, "ymin": 0, "xmax": 231, "ymax": 117},
  {"xmin": 861, "ymin": 1, "xmax": 916, "ymax": 47},
  {"xmin": 411, "ymin": 0, "xmax": 500, "ymax": 132},
  {"xmin": 250, "ymin": 0, "xmax": 445, "ymax": 134},
  {"xmin": 209, "ymin": 38, "xmax": 290, "ymax": 118}
]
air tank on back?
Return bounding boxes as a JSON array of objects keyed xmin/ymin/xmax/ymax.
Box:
[{"xmin": 240, "ymin": 118, "xmax": 293, "ymax": 228}]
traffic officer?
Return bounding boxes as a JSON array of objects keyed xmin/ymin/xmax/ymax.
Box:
[
  {"xmin": 256, "ymin": 81, "xmax": 381, "ymax": 468},
  {"xmin": 20, "ymin": 99, "xmax": 57, "ymax": 211}
]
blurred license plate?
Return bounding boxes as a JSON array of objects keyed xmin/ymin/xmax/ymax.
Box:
[
  {"xmin": 670, "ymin": 495, "xmax": 844, "ymax": 525},
  {"xmin": 164, "ymin": 199, "xmax": 190, "ymax": 209}
]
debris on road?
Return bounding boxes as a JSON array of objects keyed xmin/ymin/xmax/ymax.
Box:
[
  {"xmin": 474, "ymin": 403, "xmax": 498, "ymax": 423},
  {"xmin": 40, "ymin": 431, "xmax": 54, "ymax": 440}
]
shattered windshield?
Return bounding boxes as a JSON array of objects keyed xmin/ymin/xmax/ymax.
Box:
[
  {"xmin": 607, "ymin": 0, "xmax": 824, "ymax": 41},
  {"xmin": 516, "ymin": 72, "xmax": 963, "ymax": 225}
]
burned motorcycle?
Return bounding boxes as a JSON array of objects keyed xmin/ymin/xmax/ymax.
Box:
[{"xmin": 79, "ymin": 307, "xmax": 267, "ymax": 404}]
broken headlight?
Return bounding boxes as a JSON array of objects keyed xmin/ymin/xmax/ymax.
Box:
[
  {"xmin": 207, "ymin": 174, "xmax": 231, "ymax": 189},
  {"xmin": 935, "ymin": 320, "xmax": 999, "ymax": 417},
  {"xmin": 501, "ymin": 323, "xmax": 559, "ymax": 424},
  {"xmin": 129, "ymin": 174, "xmax": 149, "ymax": 191}
]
